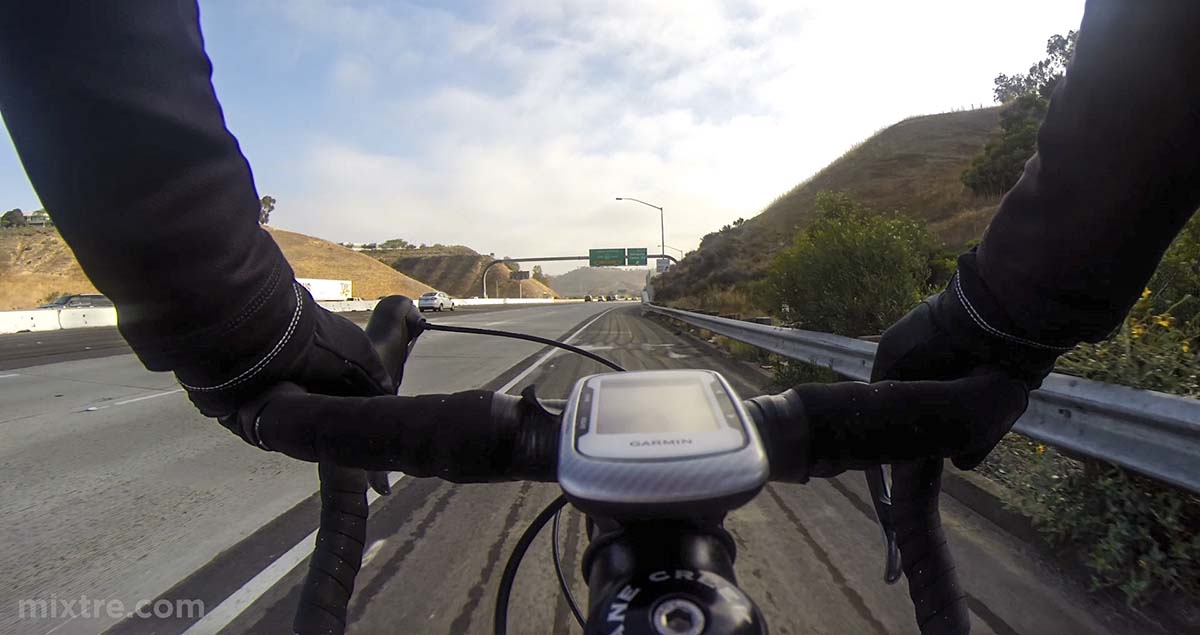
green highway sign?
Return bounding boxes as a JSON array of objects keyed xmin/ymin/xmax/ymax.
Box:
[
  {"xmin": 626, "ymin": 248, "xmax": 648, "ymax": 266},
  {"xmin": 589, "ymin": 248, "xmax": 626, "ymax": 267}
]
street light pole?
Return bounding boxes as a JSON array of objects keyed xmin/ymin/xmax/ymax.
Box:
[{"xmin": 615, "ymin": 197, "xmax": 664, "ymax": 262}]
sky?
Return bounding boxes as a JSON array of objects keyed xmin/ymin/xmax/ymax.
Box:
[{"xmin": 0, "ymin": 0, "xmax": 1086, "ymax": 274}]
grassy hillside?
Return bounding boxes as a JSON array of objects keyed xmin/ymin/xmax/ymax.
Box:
[
  {"xmin": 0, "ymin": 226, "xmax": 432, "ymax": 310},
  {"xmin": 547, "ymin": 267, "xmax": 648, "ymax": 297},
  {"xmin": 0, "ymin": 227, "xmax": 100, "ymax": 310},
  {"xmin": 265, "ymin": 227, "xmax": 433, "ymax": 299},
  {"xmin": 370, "ymin": 246, "xmax": 557, "ymax": 298},
  {"xmin": 656, "ymin": 107, "xmax": 1002, "ymax": 299}
]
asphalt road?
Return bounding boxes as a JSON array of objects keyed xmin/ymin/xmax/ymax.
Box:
[
  {"xmin": 71, "ymin": 305, "xmax": 1146, "ymax": 635},
  {"xmin": 0, "ymin": 303, "xmax": 617, "ymax": 635}
]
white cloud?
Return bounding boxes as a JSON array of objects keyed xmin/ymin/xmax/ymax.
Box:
[
  {"xmin": 255, "ymin": 0, "xmax": 1086, "ymax": 273},
  {"xmin": 330, "ymin": 56, "xmax": 375, "ymax": 93}
]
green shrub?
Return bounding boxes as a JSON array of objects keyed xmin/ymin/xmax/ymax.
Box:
[
  {"xmin": 1004, "ymin": 445, "xmax": 1200, "ymax": 605},
  {"xmin": 961, "ymin": 95, "xmax": 1046, "ymax": 197},
  {"xmin": 1056, "ymin": 289, "xmax": 1200, "ymax": 397},
  {"xmin": 761, "ymin": 191, "xmax": 933, "ymax": 337},
  {"xmin": 1004, "ymin": 282, "xmax": 1200, "ymax": 606},
  {"xmin": 1145, "ymin": 212, "xmax": 1200, "ymax": 325},
  {"xmin": 767, "ymin": 357, "xmax": 839, "ymax": 391}
]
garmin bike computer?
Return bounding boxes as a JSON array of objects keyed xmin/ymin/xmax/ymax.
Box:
[{"xmin": 558, "ymin": 369, "xmax": 768, "ymax": 520}]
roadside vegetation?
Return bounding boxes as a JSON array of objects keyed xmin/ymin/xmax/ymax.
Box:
[{"xmin": 657, "ymin": 28, "xmax": 1198, "ymax": 613}]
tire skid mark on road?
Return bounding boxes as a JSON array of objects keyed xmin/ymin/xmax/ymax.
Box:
[
  {"xmin": 448, "ymin": 481, "xmax": 535, "ymax": 635},
  {"xmin": 828, "ymin": 476, "xmax": 880, "ymax": 522},
  {"xmin": 967, "ymin": 595, "xmax": 1023, "ymax": 635},
  {"xmin": 764, "ymin": 484, "xmax": 890, "ymax": 635},
  {"xmin": 347, "ymin": 482, "xmax": 459, "ymax": 623},
  {"xmin": 827, "ymin": 475, "xmax": 1023, "ymax": 635},
  {"xmin": 551, "ymin": 506, "xmax": 586, "ymax": 634}
]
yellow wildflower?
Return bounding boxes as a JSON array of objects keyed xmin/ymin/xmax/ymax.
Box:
[
  {"xmin": 1141, "ymin": 288, "xmax": 1153, "ymax": 299},
  {"xmin": 1185, "ymin": 344, "xmax": 1192, "ymax": 354},
  {"xmin": 1036, "ymin": 444, "xmax": 1046, "ymax": 455},
  {"xmin": 1155, "ymin": 316, "xmax": 1173, "ymax": 327}
]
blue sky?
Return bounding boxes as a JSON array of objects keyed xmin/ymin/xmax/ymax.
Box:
[{"xmin": 0, "ymin": 0, "xmax": 1086, "ymax": 273}]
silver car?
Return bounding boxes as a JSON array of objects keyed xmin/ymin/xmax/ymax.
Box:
[{"xmin": 418, "ymin": 291, "xmax": 455, "ymax": 312}]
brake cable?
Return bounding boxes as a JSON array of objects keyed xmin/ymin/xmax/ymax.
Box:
[
  {"xmin": 423, "ymin": 322, "xmax": 625, "ymax": 372},
  {"xmin": 427, "ymin": 321, "xmax": 627, "ymax": 634}
]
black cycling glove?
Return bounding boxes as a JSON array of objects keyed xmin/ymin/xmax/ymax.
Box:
[
  {"xmin": 175, "ymin": 283, "xmax": 394, "ymax": 423},
  {"xmin": 872, "ymin": 251, "xmax": 1073, "ymax": 469}
]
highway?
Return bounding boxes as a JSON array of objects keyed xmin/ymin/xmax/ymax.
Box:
[{"xmin": 1, "ymin": 303, "xmax": 1146, "ymax": 635}]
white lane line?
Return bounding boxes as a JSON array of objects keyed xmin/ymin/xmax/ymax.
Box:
[
  {"xmin": 0, "ymin": 373, "xmax": 20, "ymax": 379},
  {"xmin": 362, "ymin": 539, "xmax": 387, "ymax": 566},
  {"xmin": 182, "ymin": 472, "xmax": 405, "ymax": 635},
  {"xmin": 497, "ymin": 307, "xmax": 619, "ymax": 394},
  {"xmin": 114, "ymin": 388, "xmax": 185, "ymax": 406},
  {"xmin": 185, "ymin": 306, "xmax": 609, "ymax": 633},
  {"xmin": 84, "ymin": 388, "xmax": 185, "ymax": 411}
]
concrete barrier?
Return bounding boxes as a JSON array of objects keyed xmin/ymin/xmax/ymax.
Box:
[
  {"xmin": 0, "ymin": 310, "xmax": 63, "ymax": 334},
  {"xmin": 57, "ymin": 307, "xmax": 119, "ymax": 329},
  {"xmin": 0, "ymin": 298, "xmax": 589, "ymax": 332},
  {"xmin": 317, "ymin": 298, "xmax": 587, "ymax": 312},
  {"xmin": 317, "ymin": 300, "xmax": 379, "ymax": 312},
  {"xmin": 455, "ymin": 298, "xmax": 562, "ymax": 306}
]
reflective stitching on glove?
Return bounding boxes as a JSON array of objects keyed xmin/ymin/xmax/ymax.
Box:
[
  {"xmin": 180, "ymin": 282, "xmax": 305, "ymax": 392},
  {"xmin": 954, "ymin": 274, "xmax": 1073, "ymax": 352}
]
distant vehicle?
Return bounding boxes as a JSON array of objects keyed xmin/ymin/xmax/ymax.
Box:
[
  {"xmin": 605, "ymin": 295, "xmax": 616, "ymax": 302},
  {"xmin": 40, "ymin": 293, "xmax": 113, "ymax": 309},
  {"xmin": 418, "ymin": 291, "xmax": 455, "ymax": 312},
  {"xmin": 584, "ymin": 295, "xmax": 593, "ymax": 302}
]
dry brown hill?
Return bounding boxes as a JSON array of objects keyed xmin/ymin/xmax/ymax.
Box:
[
  {"xmin": 547, "ymin": 267, "xmax": 648, "ymax": 297},
  {"xmin": 656, "ymin": 107, "xmax": 1002, "ymax": 299},
  {"xmin": 0, "ymin": 227, "xmax": 100, "ymax": 310},
  {"xmin": 0, "ymin": 226, "xmax": 432, "ymax": 310},
  {"xmin": 369, "ymin": 247, "xmax": 558, "ymax": 298},
  {"xmin": 264, "ymin": 227, "xmax": 433, "ymax": 299}
]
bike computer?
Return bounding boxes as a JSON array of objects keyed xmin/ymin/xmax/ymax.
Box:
[{"xmin": 558, "ymin": 369, "xmax": 768, "ymax": 520}]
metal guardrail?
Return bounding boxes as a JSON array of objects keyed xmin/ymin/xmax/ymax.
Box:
[{"xmin": 644, "ymin": 303, "xmax": 1200, "ymax": 494}]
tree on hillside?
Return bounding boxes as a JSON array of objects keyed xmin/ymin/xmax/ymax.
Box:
[
  {"xmin": 993, "ymin": 31, "xmax": 1077, "ymax": 102},
  {"xmin": 963, "ymin": 31, "xmax": 1076, "ymax": 197},
  {"xmin": 761, "ymin": 192, "xmax": 933, "ymax": 336},
  {"xmin": 532, "ymin": 265, "xmax": 548, "ymax": 283},
  {"xmin": 961, "ymin": 94, "xmax": 1048, "ymax": 196},
  {"xmin": 381, "ymin": 238, "xmax": 412, "ymax": 249},
  {"xmin": 259, "ymin": 195, "xmax": 276, "ymax": 224},
  {"xmin": 1, "ymin": 209, "xmax": 25, "ymax": 227}
]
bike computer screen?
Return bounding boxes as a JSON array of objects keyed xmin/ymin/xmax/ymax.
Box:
[
  {"xmin": 558, "ymin": 369, "xmax": 768, "ymax": 519},
  {"xmin": 592, "ymin": 374, "xmax": 720, "ymax": 435}
]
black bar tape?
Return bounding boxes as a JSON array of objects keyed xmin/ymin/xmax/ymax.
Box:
[
  {"xmin": 744, "ymin": 390, "xmax": 811, "ymax": 482},
  {"xmin": 892, "ymin": 460, "xmax": 969, "ymax": 635},
  {"xmin": 255, "ymin": 390, "xmax": 559, "ymax": 482},
  {"xmin": 294, "ymin": 464, "xmax": 368, "ymax": 635}
]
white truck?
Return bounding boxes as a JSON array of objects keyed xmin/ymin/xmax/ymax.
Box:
[{"xmin": 297, "ymin": 278, "xmax": 353, "ymax": 301}]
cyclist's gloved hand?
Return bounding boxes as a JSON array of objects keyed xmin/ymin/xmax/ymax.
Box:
[
  {"xmin": 174, "ymin": 286, "xmax": 411, "ymax": 426},
  {"xmin": 872, "ymin": 254, "xmax": 1073, "ymax": 469}
]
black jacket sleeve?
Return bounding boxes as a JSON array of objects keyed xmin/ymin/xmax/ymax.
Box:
[
  {"xmin": 959, "ymin": 0, "xmax": 1200, "ymax": 348},
  {"xmin": 0, "ymin": 1, "xmax": 302, "ymax": 375}
]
